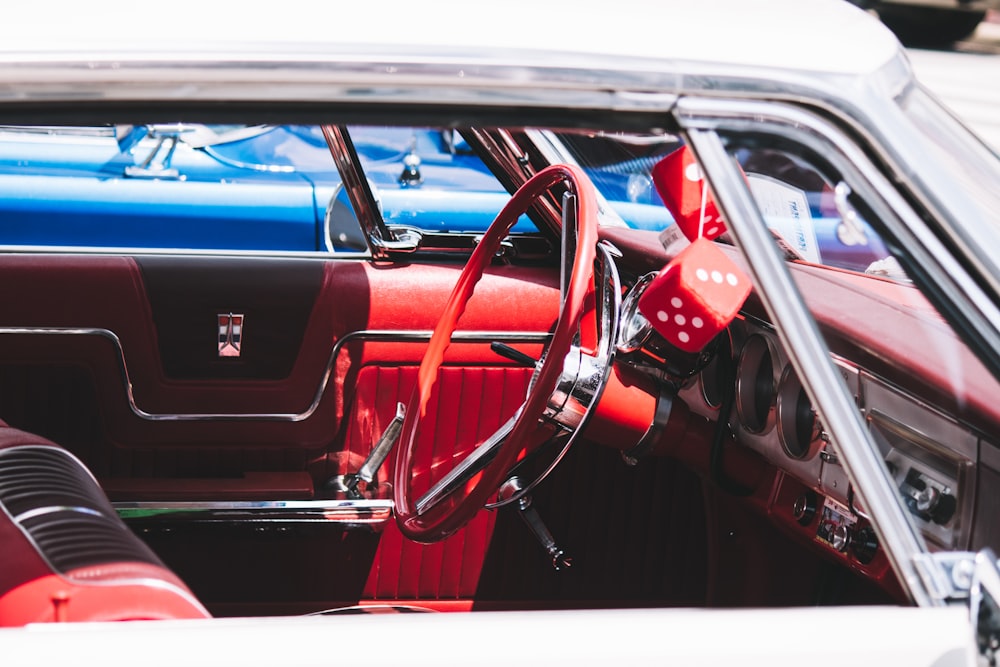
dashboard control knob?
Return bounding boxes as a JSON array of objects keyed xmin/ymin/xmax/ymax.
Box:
[
  {"xmin": 831, "ymin": 524, "xmax": 851, "ymax": 552},
  {"xmin": 930, "ymin": 492, "xmax": 958, "ymax": 526},
  {"xmin": 792, "ymin": 492, "xmax": 817, "ymax": 526},
  {"xmin": 851, "ymin": 525, "xmax": 879, "ymax": 565},
  {"xmin": 913, "ymin": 482, "xmax": 938, "ymax": 513},
  {"xmin": 900, "ymin": 470, "xmax": 958, "ymax": 526}
]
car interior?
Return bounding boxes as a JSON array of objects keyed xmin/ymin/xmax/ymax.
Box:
[{"xmin": 0, "ymin": 119, "xmax": 996, "ymax": 624}]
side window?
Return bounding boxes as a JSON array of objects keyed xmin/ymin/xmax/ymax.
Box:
[
  {"xmin": 331, "ymin": 126, "xmax": 537, "ymax": 252},
  {"xmin": 0, "ymin": 124, "xmax": 529, "ymax": 255},
  {"xmin": 0, "ymin": 124, "xmax": 336, "ymax": 253}
]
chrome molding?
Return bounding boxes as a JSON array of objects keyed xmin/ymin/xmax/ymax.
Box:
[
  {"xmin": 0, "ymin": 327, "xmax": 550, "ymax": 422},
  {"xmin": 114, "ymin": 499, "xmax": 393, "ymax": 528},
  {"xmin": 322, "ymin": 125, "xmax": 396, "ymax": 260}
]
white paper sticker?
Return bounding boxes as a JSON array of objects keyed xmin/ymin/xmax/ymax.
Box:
[
  {"xmin": 657, "ymin": 224, "xmax": 690, "ymax": 255},
  {"xmin": 747, "ymin": 174, "xmax": 821, "ymax": 264}
]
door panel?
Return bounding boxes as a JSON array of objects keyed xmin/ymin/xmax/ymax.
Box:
[{"xmin": 0, "ymin": 255, "xmax": 559, "ymax": 483}]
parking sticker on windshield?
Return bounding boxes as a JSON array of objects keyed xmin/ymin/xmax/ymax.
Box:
[{"xmin": 747, "ymin": 174, "xmax": 821, "ymax": 264}]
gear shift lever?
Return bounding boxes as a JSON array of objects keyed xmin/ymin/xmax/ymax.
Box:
[{"xmin": 498, "ymin": 476, "xmax": 572, "ymax": 571}]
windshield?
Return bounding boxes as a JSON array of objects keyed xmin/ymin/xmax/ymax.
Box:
[{"xmin": 551, "ymin": 130, "xmax": 895, "ymax": 276}]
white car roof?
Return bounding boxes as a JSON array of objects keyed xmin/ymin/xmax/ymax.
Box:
[{"xmin": 0, "ymin": 0, "xmax": 906, "ymax": 94}]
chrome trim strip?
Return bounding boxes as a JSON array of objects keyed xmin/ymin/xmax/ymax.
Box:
[
  {"xmin": 113, "ymin": 499, "xmax": 393, "ymax": 526},
  {"xmin": 0, "ymin": 327, "xmax": 550, "ymax": 421},
  {"xmin": 323, "ymin": 125, "xmax": 393, "ymax": 260},
  {"xmin": 14, "ymin": 505, "xmax": 103, "ymax": 523}
]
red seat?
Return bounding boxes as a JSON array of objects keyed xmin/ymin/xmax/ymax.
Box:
[{"xmin": 0, "ymin": 423, "xmax": 209, "ymax": 624}]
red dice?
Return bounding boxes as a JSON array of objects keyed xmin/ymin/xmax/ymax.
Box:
[
  {"xmin": 637, "ymin": 237, "xmax": 751, "ymax": 353},
  {"xmin": 652, "ymin": 145, "xmax": 726, "ymax": 242}
]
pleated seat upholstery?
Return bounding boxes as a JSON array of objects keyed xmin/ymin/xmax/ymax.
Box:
[{"xmin": 0, "ymin": 423, "xmax": 209, "ymax": 625}]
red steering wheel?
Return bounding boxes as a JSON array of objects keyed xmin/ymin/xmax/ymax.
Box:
[{"xmin": 393, "ymin": 164, "xmax": 600, "ymax": 543}]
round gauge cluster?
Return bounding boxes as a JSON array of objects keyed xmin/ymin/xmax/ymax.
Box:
[
  {"xmin": 735, "ymin": 333, "xmax": 779, "ymax": 434},
  {"xmin": 776, "ymin": 365, "xmax": 823, "ymax": 459},
  {"xmin": 621, "ymin": 280, "xmax": 824, "ymax": 465},
  {"xmin": 733, "ymin": 330, "xmax": 823, "ymax": 461}
]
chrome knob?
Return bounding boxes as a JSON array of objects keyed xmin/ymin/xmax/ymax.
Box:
[
  {"xmin": 792, "ymin": 492, "xmax": 817, "ymax": 526},
  {"xmin": 831, "ymin": 524, "xmax": 851, "ymax": 552}
]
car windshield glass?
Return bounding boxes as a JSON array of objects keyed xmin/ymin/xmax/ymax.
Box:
[
  {"xmin": 899, "ymin": 86, "xmax": 1000, "ymax": 219},
  {"xmin": 553, "ymin": 130, "xmax": 895, "ymax": 277}
]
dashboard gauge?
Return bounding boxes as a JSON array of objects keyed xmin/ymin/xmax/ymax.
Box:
[
  {"xmin": 776, "ymin": 364, "xmax": 822, "ymax": 459},
  {"xmin": 698, "ymin": 331, "xmax": 732, "ymax": 409},
  {"xmin": 617, "ymin": 272, "xmax": 656, "ymax": 354},
  {"xmin": 736, "ymin": 333, "xmax": 779, "ymax": 434}
]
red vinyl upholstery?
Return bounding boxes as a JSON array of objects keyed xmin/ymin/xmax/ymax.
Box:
[
  {"xmin": 340, "ymin": 364, "xmax": 531, "ymax": 601},
  {"xmin": 0, "ymin": 423, "xmax": 210, "ymax": 625}
]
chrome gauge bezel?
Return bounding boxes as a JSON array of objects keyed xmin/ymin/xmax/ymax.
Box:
[
  {"xmin": 776, "ymin": 363, "xmax": 823, "ymax": 460},
  {"xmin": 735, "ymin": 333, "xmax": 780, "ymax": 435},
  {"xmin": 616, "ymin": 272, "xmax": 656, "ymax": 354},
  {"xmin": 698, "ymin": 329, "xmax": 732, "ymax": 410}
]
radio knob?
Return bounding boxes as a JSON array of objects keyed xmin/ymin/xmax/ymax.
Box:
[
  {"xmin": 831, "ymin": 524, "xmax": 851, "ymax": 552},
  {"xmin": 930, "ymin": 492, "xmax": 957, "ymax": 525},
  {"xmin": 792, "ymin": 492, "xmax": 817, "ymax": 526},
  {"xmin": 851, "ymin": 525, "xmax": 879, "ymax": 565}
]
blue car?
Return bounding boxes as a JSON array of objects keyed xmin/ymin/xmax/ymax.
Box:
[{"xmin": 0, "ymin": 124, "xmax": 540, "ymax": 252}]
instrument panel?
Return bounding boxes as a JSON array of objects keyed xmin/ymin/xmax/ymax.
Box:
[
  {"xmin": 616, "ymin": 274, "xmax": 988, "ymax": 568},
  {"xmin": 686, "ymin": 317, "xmax": 978, "ymax": 553}
]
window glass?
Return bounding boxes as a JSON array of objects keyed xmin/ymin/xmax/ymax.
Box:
[
  {"xmin": 340, "ymin": 126, "xmax": 536, "ymax": 251},
  {"xmin": 0, "ymin": 124, "xmax": 532, "ymax": 254},
  {"xmin": 552, "ymin": 130, "xmax": 679, "ymax": 232},
  {"xmin": 731, "ymin": 143, "xmax": 895, "ymax": 277},
  {"xmin": 553, "ymin": 130, "xmax": 896, "ymax": 277}
]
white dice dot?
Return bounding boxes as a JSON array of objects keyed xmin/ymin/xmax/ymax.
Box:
[
  {"xmin": 674, "ymin": 314, "xmax": 686, "ymax": 326},
  {"xmin": 711, "ymin": 270, "xmax": 723, "ymax": 283},
  {"xmin": 678, "ymin": 331, "xmax": 690, "ymax": 344},
  {"xmin": 691, "ymin": 317, "xmax": 704, "ymax": 329},
  {"xmin": 705, "ymin": 226, "xmax": 718, "ymax": 236},
  {"xmin": 670, "ymin": 297, "xmax": 683, "ymax": 308},
  {"xmin": 684, "ymin": 163, "xmax": 703, "ymax": 182},
  {"xmin": 726, "ymin": 272, "xmax": 739, "ymax": 286},
  {"xmin": 696, "ymin": 268, "xmax": 709, "ymax": 282},
  {"xmin": 657, "ymin": 310, "xmax": 669, "ymax": 322}
]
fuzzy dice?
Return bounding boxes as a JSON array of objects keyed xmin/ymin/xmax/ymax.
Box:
[
  {"xmin": 637, "ymin": 237, "xmax": 751, "ymax": 353},
  {"xmin": 652, "ymin": 145, "xmax": 726, "ymax": 242}
]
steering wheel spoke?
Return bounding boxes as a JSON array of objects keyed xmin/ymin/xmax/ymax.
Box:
[
  {"xmin": 394, "ymin": 164, "xmax": 616, "ymax": 543},
  {"xmin": 414, "ymin": 406, "xmax": 522, "ymax": 515}
]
